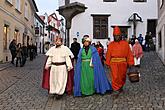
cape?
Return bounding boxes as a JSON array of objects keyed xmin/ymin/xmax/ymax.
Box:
[
  {"xmin": 42, "ymin": 57, "xmax": 50, "ymax": 91},
  {"xmin": 42, "ymin": 56, "xmax": 74, "ymax": 94},
  {"xmin": 74, "ymin": 46, "xmax": 112, "ymax": 96}
]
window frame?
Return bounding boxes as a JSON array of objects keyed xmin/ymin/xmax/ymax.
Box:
[
  {"xmin": 133, "ymin": 0, "xmax": 147, "ymax": 2},
  {"xmin": 103, "ymin": 0, "xmax": 117, "ymax": 2},
  {"xmin": 92, "ymin": 14, "xmax": 110, "ymax": 39}
]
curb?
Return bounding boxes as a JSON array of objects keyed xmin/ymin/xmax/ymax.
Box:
[{"xmin": 0, "ymin": 64, "xmax": 12, "ymax": 71}]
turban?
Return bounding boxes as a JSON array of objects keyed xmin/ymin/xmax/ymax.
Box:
[
  {"xmin": 113, "ymin": 26, "xmax": 121, "ymax": 36},
  {"xmin": 82, "ymin": 35, "xmax": 90, "ymax": 43},
  {"xmin": 84, "ymin": 38, "xmax": 91, "ymax": 42},
  {"xmin": 82, "ymin": 37, "xmax": 91, "ymax": 44}
]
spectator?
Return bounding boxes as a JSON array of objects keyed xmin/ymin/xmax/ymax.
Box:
[
  {"xmin": 16, "ymin": 43, "xmax": 22, "ymax": 67},
  {"xmin": 70, "ymin": 38, "xmax": 81, "ymax": 62},
  {"xmin": 9, "ymin": 39, "xmax": 17, "ymax": 64},
  {"xmin": 138, "ymin": 34, "xmax": 143, "ymax": 46},
  {"xmin": 132, "ymin": 39, "xmax": 143, "ymax": 67}
]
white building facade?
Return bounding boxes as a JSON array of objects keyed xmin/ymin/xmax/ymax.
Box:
[
  {"xmin": 58, "ymin": 0, "xmax": 158, "ymax": 48},
  {"xmin": 156, "ymin": 0, "xmax": 165, "ymax": 64},
  {"xmin": 34, "ymin": 13, "xmax": 45, "ymax": 54}
]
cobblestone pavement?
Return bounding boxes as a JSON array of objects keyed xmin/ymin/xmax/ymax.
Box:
[
  {"xmin": 0, "ymin": 62, "xmax": 12, "ymax": 71},
  {"xmin": 0, "ymin": 51, "xmax": 165, "ymax": 110}
]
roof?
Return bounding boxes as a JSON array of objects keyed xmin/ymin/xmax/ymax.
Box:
[
  {"xmin": 31, "ymin": 0, "xmax": 39, "ymax": 12},
  {"xmin": 49, "ymin": 13, "xmax": 58, "ymax": 21},
  {"xmin": 35, "ymin": 13, "xmax": 45, "ymax": 25}
]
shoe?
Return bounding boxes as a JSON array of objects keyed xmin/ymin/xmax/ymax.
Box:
[
  {"xmin": 118, "ymin": 87, "xmax": 123, "ymax": 93},
  {"xmin": 137, "ymin": 65, "xmax": 140, "ymax": 68},
  {"xmin": 48, "ymin": 93, "xmax": 55, "ymax": 98},
  {"xmin": 56, "ymin": 95, "xmax": 62, "ymax": 100}
]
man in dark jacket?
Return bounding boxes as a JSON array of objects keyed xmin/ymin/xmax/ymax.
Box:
[
  {"xmin": 145, "ymin": 32, "xmax": 151, "ymax": 52},
  {"xmin": 21, "ymin": 44, "xmax": 28, "ymax": 66},
  {"xmin": 9, "ymin": 39, "xmax": 17, "ymax": 64},
  {"xmin": 70, "ymin": 38, "xmax": 81, "ymax": 62}
]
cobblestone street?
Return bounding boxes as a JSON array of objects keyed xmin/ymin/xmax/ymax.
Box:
[{"xmin": 0, "ymin": 51, "xmax": 165, "ymax": 110}]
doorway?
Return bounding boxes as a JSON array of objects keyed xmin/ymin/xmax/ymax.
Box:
[{"xmin": 147, "ymin": 19, "xmax": 157, "ymax": 37}]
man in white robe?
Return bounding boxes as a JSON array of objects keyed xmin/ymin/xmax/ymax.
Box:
[{"xmin": 45, "ymin": 37, "xmax": 73, "ymax": 99}]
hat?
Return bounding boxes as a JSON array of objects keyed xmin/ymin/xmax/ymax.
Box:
[
  {"xmin": 84, "ymin": 38, "xmax": 91, "ymax": 42},
  {"xmin": 82, "ymin": 37, "xmax": 91, "ymax": 44},
  {"xmin": 82, "ymin": 35, "xmax": 90, "ymax": 43},
  {"xmin": 113, "ymin": 26, "xmax": 121, "ymax": 36}
]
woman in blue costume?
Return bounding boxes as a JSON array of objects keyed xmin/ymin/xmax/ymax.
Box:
[{"xmin": 74, "ymin": 36, "xmax": 112, "ymax": 96}]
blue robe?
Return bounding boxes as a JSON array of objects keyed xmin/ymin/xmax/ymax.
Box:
[{"xmin": 74, "ymin": 46, "xmax": 112, "ymax": 96}]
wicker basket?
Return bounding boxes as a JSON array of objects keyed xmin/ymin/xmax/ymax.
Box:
[{"xmin": 127, "ymin": 72, "xmax": 140, "ymax": 83}]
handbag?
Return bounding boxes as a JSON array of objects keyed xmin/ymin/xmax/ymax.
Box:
[{"xmin": 127, "ymin": 66, "xmax": 140, "ymax": 83}]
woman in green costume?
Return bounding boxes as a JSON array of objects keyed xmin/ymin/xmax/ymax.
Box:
[
  {"xmin": 74, "ymin": 36, "xmax": 112, "ymax": 96},
  {"xmin": 80, "ymin": 38, "xmax": 95, "ymax": 95}
]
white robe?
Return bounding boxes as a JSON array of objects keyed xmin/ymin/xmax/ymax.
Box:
[
  {"xmin": 45, "ymin": 45, "xmax": 73, "ymax": 95},
  {"xmin": 134, "ymin": 57, "xmax": 141, "ymax": 66}
]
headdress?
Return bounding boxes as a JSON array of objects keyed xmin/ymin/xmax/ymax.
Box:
[{"xmin": 113, "ymin": 26, "xmax": 121, "ymax": 36}]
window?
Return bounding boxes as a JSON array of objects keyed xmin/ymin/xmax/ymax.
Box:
[
  {"xmin": 40, "ymin": 26, "xmax": 43, "ymax": 35},
  {"xmin": 3, "ymin": 24, "xmax": 9, "ymax": 50},
  {"xmin": 15, "ymin": 0, "xmax": 21, "ymax": 11},
  {"xmin": 103, "ymin": 0, "xmax": 116, "ymax": 2},
  {"xmin": 51, "ymin": 33, "xmax": 54, "ymax": 42},
  {"xmin": 134, "ymin": 0, "xmax": 147, "ymax": 2},
  {"xmin": 35, "ymin": 27, "xmax": 39, "ymax": 35},
  {"xmin": 25, "ymin": 3, "xmax": 29, "ymax": 19},
  {"xmin": 14, "ymin": 29, "xmax": 19, "ymax": 42},
  {"xmin": 92, "ymin": 15, "xmax": 109, "ymax": 39},
  {"xmin": 158, "ymin": 31, "xmax": 162, "ymax": 48}
]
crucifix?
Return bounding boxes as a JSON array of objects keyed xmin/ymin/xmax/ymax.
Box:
[
  {"xmin": 65, "ymin": 0, "xmax": 70, "ymax": 5},
  {"xmin": 128, "ymin": 13, "xmax": 142, "ymax": 36}
]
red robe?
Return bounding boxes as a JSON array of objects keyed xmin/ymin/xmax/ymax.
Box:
[{"xmin": 106, "ymin": 40, "xmax": 134, "ymax": 91}]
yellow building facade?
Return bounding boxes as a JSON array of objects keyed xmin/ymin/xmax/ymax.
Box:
[{"xmin": 0, "ymin": 0, "xmax": 38, "ymax": 63}]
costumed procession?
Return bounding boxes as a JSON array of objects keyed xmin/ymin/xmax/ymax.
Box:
[{"xmin": 42, "ymin": 26, "xmax": 142, "ymax": 99}]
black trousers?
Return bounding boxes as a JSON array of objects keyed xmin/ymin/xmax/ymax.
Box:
[{"xmin": 16, "ymin": 57, "xmax": 22, "ymax": 67}]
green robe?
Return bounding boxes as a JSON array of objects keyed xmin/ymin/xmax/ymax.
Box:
[{"xmin": 80, "ymin": 48, "xmax": 95, "ymax": 95}]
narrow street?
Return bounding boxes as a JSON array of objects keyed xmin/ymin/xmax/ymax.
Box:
[{"xmin": 0, "ymin": 51, "xmax": 165, "ymax": 110}]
